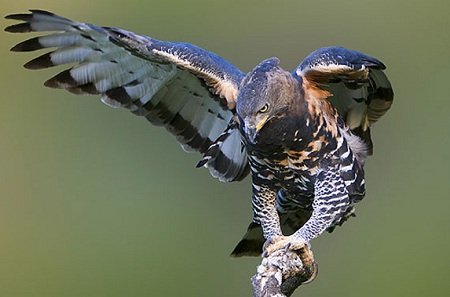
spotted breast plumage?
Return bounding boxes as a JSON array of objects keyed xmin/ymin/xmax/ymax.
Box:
[{"xmin": 5, "ymin": 10, "xmax": 393, "ymax": 258}]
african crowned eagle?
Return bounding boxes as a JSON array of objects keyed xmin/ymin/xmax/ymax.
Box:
[{"xmin": 5, "ymin": 10, "xmax": 393, "ymax": 257}]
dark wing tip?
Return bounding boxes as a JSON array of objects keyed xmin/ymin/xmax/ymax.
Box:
[
  {"xmin": 44, "ymin": 69, "xmax": 77, "ymax": 88},
  {"xmin": 4, "ymin": 13, "xmax": 32, "ymax": 21},
  {"xmin": 4, "ymin": 23, "xmax": 32, "ymax": 33},
  {"xmin": 24, "ymin": 52, "xmax": 54, "ymax": 69},
  {"xmin": 10, "ymin": 37, "xmax": 43, "ymax": 52}
]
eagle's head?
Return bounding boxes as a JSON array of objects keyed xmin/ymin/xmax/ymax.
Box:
[{"xmin": 236, "ymin": 58, "xmax": 302, "ymax": 145}]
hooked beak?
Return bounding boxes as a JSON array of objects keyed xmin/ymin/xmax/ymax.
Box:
[
  {"xmin": 245, "ymin": 115, "xmax": 269, "ymax": 144},
  {"xmin": 244, "ymin": 125, "xmax": 258, "ymax": 144}
]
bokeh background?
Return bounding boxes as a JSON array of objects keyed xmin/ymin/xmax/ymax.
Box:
[{"xmin": 1, "ymin": 0, "xmax": 449, "ymax": 296}]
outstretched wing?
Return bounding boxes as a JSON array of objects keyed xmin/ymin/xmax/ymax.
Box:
[
  {"xmin": 294, "ymin": 46, "xmax": 394, "ymax": 154},
  {"xmin": 5, "ymin": 10, "xmax": 249, "ymax": 182}
]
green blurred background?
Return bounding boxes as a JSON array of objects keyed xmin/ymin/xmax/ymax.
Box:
[{"xmin": 1, "ymin": 0, "xmax": 449, "ymax": 296}]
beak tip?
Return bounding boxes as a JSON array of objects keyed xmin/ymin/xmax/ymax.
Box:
[{"xmin": 244, "ymin": 126, "xmax": 258, "ymax": 144}]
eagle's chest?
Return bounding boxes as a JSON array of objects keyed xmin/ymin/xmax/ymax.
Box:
[
  {"xmin": 248, "ymin": 150, "xmax": 318, "ymax": 195},
  {"xmin": 244, "ymin": 110, "xmax": 351, "ymax": 192},
  {"xmin": 246, "ymin": 125, "xmax": 345, "ymax": 195}
]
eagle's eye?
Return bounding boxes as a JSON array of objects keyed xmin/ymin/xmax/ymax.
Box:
[{"xmin": 259, "ymin": 103, "xmax": 270, "ymax": 113}]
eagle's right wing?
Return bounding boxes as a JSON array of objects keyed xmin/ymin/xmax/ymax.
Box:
[{"xmin": 6, "ymin": 10, "xmax": 250, "ymax": 182}]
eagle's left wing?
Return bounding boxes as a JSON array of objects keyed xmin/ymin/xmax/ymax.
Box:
[
  {"xmin": 294, "ymin": 46, "xmax": 394, "ymax": 155},
  {"xmin": 5, "ymin": 10, "xmax": 249, "ymax": 182}
]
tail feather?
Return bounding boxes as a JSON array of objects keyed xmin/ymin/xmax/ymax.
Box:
[{"xmin": 230, "ymin": 222, "xmax": 264, "ymax": 257}]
